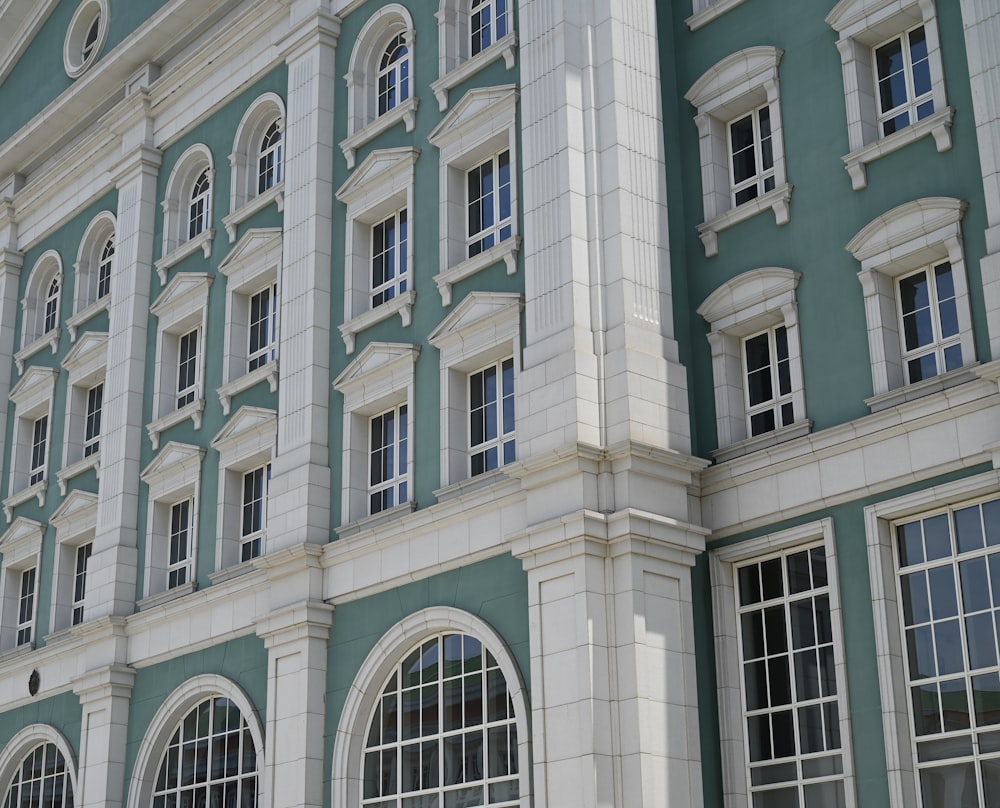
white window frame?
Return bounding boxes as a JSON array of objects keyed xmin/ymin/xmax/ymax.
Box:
[
  {"xmin": 431, "ymin": 0, "xmax": 517, "ymax": 111},
  {"xmin": 210, "ymin": 406, "xmax": 277, "ymax": 577},
  {"xmin": 697, "ymin": 268, "xmax": 809, "ymax": 461},
  {"xmin": 148, "ymin": 272, "xmax": 212, "ymax": 449},
  {"xmin": 224, "ymin": 93, "xmax": 286, "ymax": 242},
  {"xmin": 710, "ymin": 518, "xmax": 857, "ymax": 808},
  {"xmin": 427, "ymin": 85, "xmax": 520, "ymax": 305},
  {"xmin": 157, "ymin": 144, "xmax": 215, "ymax": 274},
  {"xmin": 741, "ymin": 324, "xmax": 795, "ymax": 440},
  {"xmin": 4, "ymin": 367, "xmax": 57, "ymax": 518},
  {"xmin": 68, "ymin": 211, "xmax": 116, "ymax": 339},
  {"xmin": 686, "ymin": 0, "xmax": 749, "ymax": 31},
  {"xmin": 217, "ymin": 227, "xmax": 282, "ymax": 415},
  {"xmin": 333, "ymin": 342, "xmax": 419, "ymax": 529},
  {"xmin": 826, "ymin": 0, "xmax": 952, "ymax": 191},
  {"xmin": 49, "ymin": 489, "xmax": 98, "ymax": 633},
  {"xmin": 16, "ymin": 251, "xmax": 62, "ymax": 371},
  {"xmin": 58, "ymin": 331, "xmax": 107, "ymax": 494},
  {"xmin": 467, "ymin": 356, "xmax": 516, "ymax": 478},
  {"xmin": 428, "ymin": 292, "xmax": 522, "ymax": 494},
  {"xmin": 0, "ymin": 518, "xmax": 44, "ymax": 651},
  {"xmin": 336, "ymin": 147, "xmax": 418, "ymax": 354},
  {"xmin": 846, "ymin": 196, "xmax": 975, "ymax": 410},
  {"xmin": 685, "ymin": 47, "xmax": 792, "ymax": 259},
  {"xmin": 341, "ymin": 5, "xmax": 418, "ymax": 170},
  {"xmin": 139, "ymin": 441, "xmax": 205, "ymax": 606},
  {"xmin": 367, "ymin": 403, "xmax": 409, "ymax": 517},
  {"xmin": 0, "ymin": 729, "xmax": 78, "ymax": 808},
  {"xmin": 864, "ymin": 470, "xmax": 1000, "ymax": 807}
]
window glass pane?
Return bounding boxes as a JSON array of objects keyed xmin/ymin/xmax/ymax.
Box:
[
  {"xmin": 940, "ymin": 677, "xmax": 971, "ymax": 731},
  {"xmin": 752, "ymin": 788, "xmax": 799, "ymax": 808},
  {"xmin": 919, "ymin": 762, "xmax": 979, "ymax": 808},
  {"xmin": 973, "ymin": 672, "xmax": 1000, "ymax": 727},
  {"xmin": 906, "ymin": 625, "xmax": 936, "ymax": 680},
  {"xmin": 924, "ymin": 515, "xmax": 952, "ymax": 561}
]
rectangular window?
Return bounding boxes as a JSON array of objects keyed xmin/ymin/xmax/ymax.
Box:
[
  {"xmin": 84, "ymin": 382, "xmax": 103, "ymax": 457},
  {"xmin": 743, "ymin": 326, "xmax": 794, "ymax": 438},
  {"xmin": 897, "ymin": 262, "xmax": 962, "ymax": 384},
  {"xmin": 176, "ymin": 329, "xmax": 198, "ymax": 408},
  {"xmin": 167, "ymin": 499, "xmax": 192, "ymax": 589},
  {"xmin": 241, "ymin": 464, "xmax": 270, "ymax": 562},
  {"xmin": 729, "ymin": 105, "xmax": 775, "ymax": 207},
  {"xmin": 16, "ymin": 567, "xmax": 36, "ymax": 646},
  {"xmin": 247, "ymin": 284, "xmax": 278, "ymax": 372},
  {"xmin": 467, "ymin": 150, "xmax": 512, "ymax": 258},
  {"xmin": 29, "ymin": 415, "xmax": 47, "ymax": 486},
  {"xmin": 735, "ymin": 546, "xmax": 847, "ymax": 806},
  {"xmin": 371, "ymin": 210, "xmax": 408, "ymax": 308},
  {"xmin": 469, "ymin": 357, "xmax": 515, "ymax": 476},
  {"xmin": 72, "ymin": 542, "xmax": 93, "ymax": 626},
  {"xmin": 369, "ymin": 404, "xmax": 408, "ymax": 515},
  {"xmin": 894, "ymin": 498, "xmax": 1000, "ymax": 806},
  {"xmin": 471, "ymin": 0, "xmax": 509, "ymax": 56},
  {"xmin": 875, "ymin": 25, "xmax": 934, "ymax": 137}
]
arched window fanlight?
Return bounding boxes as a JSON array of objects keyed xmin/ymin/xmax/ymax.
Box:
[{"xmin": 2, "ymin": 743, "xmax": 74, "ymax": 808}]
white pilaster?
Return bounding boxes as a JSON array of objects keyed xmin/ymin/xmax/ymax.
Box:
[
  {"xmin": 72, "ymin": 664, "xmax": 135, "ymax": 808},
  {"xmin": 0, "ymin": 194, "xmax": 23, "ymax": 469}
]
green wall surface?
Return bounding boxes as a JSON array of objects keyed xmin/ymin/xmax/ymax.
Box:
[{"xmin": 0, "ymin": 691, "xmax": 82, "ymax": 772}]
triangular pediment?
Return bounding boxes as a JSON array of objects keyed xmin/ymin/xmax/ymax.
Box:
[
  {"xmin": 62, "ymin": 331, "xmax": 108, "ymax": 372},
  {"xmin": 336, "ymin": 147, "xmax": 419, "ymax": 203},
  {"xmin": 150, "ymin": 272, "xmax": 213, "ymax": 317},
  {"xmin": 428, "ymin": 292, "xmax": 522, "ymax": 346},
  {"xmin": 50, "ymin": 489, "xmax": 99, "ymax": 531},
  {"xmin": 141, "ymin": 441, "xmax": 206, "ymax": 484},
  {"xmin": 9, "ymin": 364, "xmax": 57, "ymax": 405},
  {"xmin": 333, "ymin": 342, "xmax": 420, "ymax": 392},
  {"xmin": 0, "ymin": 516, "xmax": 45, "ymax": 552},
  {"xmin": 218, "ymin": 228, "xmax": 283, "ymax": 278},
  {"xmin": 428, "ymin": 85, "xmax": 518, "ymax": 147},
  {"xmin": 211, "ymin": 406, "xmax": 277, "ymax": 450}
]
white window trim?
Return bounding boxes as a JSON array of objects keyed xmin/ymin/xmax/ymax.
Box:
[
  {"xmin": 330, "ymin": 606, "xmax": 532, "ymax": 808},
  {"xmin": 210, "ymin": 406, "xmax": 277, "ymax": 578},
  {"xmin": 157, "ymin": 144, "xmax": 215, "ymax": 273},
  {"xmin": 48, "ymin": 489, "xmax": 98, "ymax": 635},
  {"xmin": 826, "ymin": 0, "xmax": 952, "ymax": 191},
  {"xmin": 431, "ymin": 0, "xmax": 517, "ymax": 111},
  {"xmin": 428, "ymin": 292, "xmax": 522, "ymax": 494},
  {"xmin": 58, "ymin": 331, "xmax": 107, "ymax": 494},
  {"xmin": 863, "ymin": 469, "xmax": 1000, "ymax": 807},
  {"xmin": 4, "ymin": 367, "xmax": 57, "ymax": 520},
  {"xmin": 335, "ymin": 147, "xmax": 418, "ymax": 354},
  {"xmin": 217, "ymin": 228, "xmax": 282, "ymax": 414},
  {"xmin": 697, "ymin": 268, "xmax": 809, "ymax": 460},
  {"xmin": 0, "ymin": 518, "xmax": 44, "ymax": 652},
  {"xmin": 333, "ymin": 342, "xmax": 419, "ymax": 530},
  {"xmin": 686, "ymin": 0, "xmax": 749, "ymax": 31},
  {"xmin": 341, "ymin": 5, "xmax": 418, "ymax": 171},
  {"xmin": 845, "ymin": 196, "xmax": 975, "ymax": 408},
  {"xmin": 710, "ymin": 518, "xmax": 857, "ymax": 808},
  {"xmin": 148, "ymin": 272, "xmax": 213, "ymax": 449},
  {"xmin": 139, "ymin": 441, "xmax": 205, "ymax": 606},
  {"xmin": 16, "ymin": 250, "xmax": 63, "ymax": 373},
  {"xmin": 0, "ymin": 726, "xmax": 78, "ymax": 801},
  {"xmin": 68, "ymin": 211, "xmax": 116, "ymax": 339},
  {"xmin": 427, "ymin": 84, "xmax": 520, "ymax": 305}
]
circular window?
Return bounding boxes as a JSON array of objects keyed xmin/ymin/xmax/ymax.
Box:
[{"xmin": 64, "ymin": 0, "xmax": 109, "ymax": 79}]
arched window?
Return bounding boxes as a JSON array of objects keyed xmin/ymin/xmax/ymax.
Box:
[
  {"xmin": 2, "ymin": 743, "xmax": 73, "ymax": 808},
  {"xmin": 43, "ymin": 278, "xmax": 60, "ymax": 334},
  {"xmin": 159, "ymin": 144, "xmax": 215, "ymax": 266},
  {"xmin": 72, "ymin": 212, "xmax": 116, "ymax": 321},
  {"xmin": 20, "ymin": 251, "xmax": 63, "ymax": 353},
  {"xmin": 377, "ymin": 34, "xmax": 410, "ymax": 116},
  {"xmin": 257, "ymin": 121, "xmax": 283, "ymax": 195},
  {"xmin": 97, "ymin": 237, "xmax": 114, "ymax": 299},
  {"xmin": 188, "ymin": 170, "xmax": 211, "ymax": 240},
  {"xmin": 227, "ymin": 95, "xmax": 286, "ymax": 239}
]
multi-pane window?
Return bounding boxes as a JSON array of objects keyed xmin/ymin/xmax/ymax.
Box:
[
  {"xmin": 72, "ymin": 542, "xmax": 93, "ymax": 626},
  {"xmin": 44, "ymin": 277, "xmax": 60, "ymax": 334},
  {"xmin": 176, "ymin": 329, "xmax": 199, "ymax": 408},
  {"xmin": 378, "ymin": 34, "xmax": 410, "ymax": 117},
  {"xmin": 369, "ymin": 405, "xmax": 408, "ymax": 515},
  {"xmin": 84, "ymin": 382, "xmax": 103, "ymax": 457},
  {"xmin": 894, "ymin": 498, "xmax": 1000, "ymax": 807},
  {"xmin": 167, "ymin": 499, "xmax": 193, "ymax": 590},
  {"xmin": 362, "ymin": 633, "xmax": 520, "ymax": 808},
  {"xmin": 16, "ymin": 567, "xmax": 36, "ymax": 646},
  {"xmin": 471, "ymin": 0, "xmax": 509, "ymax": 56},
  {"xmin": 467, "ymin": 151, "xmax": 512, "ymax": 258},
  {"xmin": 247, "ymin": 285, "xmax": 278, "ymax": 372},
  {"xmin": 735, "ymin": 546, "xmax": 847, "ymax": 807},
  {"xmin": 188, "ymin": 170, "xmax": 211, "ymax": 240},
  {"xmin": 2, "ymin": 743, "xmax": 74, "ymax": 808},
  {"xmin": 151, "ymin": 696, "xmax": 258, "ymax": 808},
  {"xmin": 469, "ymin": 358, "xmax": 514, "ymax": 477},
  {"xmin": 897, "ymin": 262, "xmax": 962, "ymax": 384},
  {"xmin": 257, "ymin": 121, "xmax": 283, "ymax": 195},
  {"xmin": 729, "ymin": 105, "xmax": 775, "ymax": 207},
  {"xmin": 241, "ymin": 464, "xmax": 270, "ymax": 562},
  {"xmin": 97, "ymin": 236, "xmax": 114, "ymax": 299},
  {"xmin": 371, "ymin": 210, "xmax": 408, "ymax": 308},
  {"xmin": 743, "ymin": 326, "xmax": 793, "ymax": 438},
  {"xmin": 875, "ymin": 25, "xmax": 933, "ymax": 138},
  {"xmin": 29, "ymin": 415, "xmax": 48, "ymax": 486}
]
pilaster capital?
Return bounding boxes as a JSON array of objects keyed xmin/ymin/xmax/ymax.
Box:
[
  {"xmin": 111, "ymin": 144, "xmax": 162, "ymax": 188},
  {"xmin": 0, "ymin": 247, "xmax": 24, "ymax": 276},
  {"xmin": 277, "ymin": 8, "xmax": 341, "ymax": 63},
  {"xmin": 256, "ymin": 600, "xmax": 334, "ymax": 650},
  {"xmin": 71, "ymin": 664, "xmax": 136, "ymax": 705}
]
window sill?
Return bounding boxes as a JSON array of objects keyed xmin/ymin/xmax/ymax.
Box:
[
  {"xmin": 147, "ymin": 398, "xmax": 205, "ymax": 450},
  {"xmin": 697, "ymin": 183, "xmax": 792, "ymax": 258},
  {"xmin": 712, "ymin": 419, "xmax": 813, "ymax": 463},
  {"xmin": 208, "ymin": 560, "xmax": 258, "ymax": 584},
  {"xmin": 431, "ymin": 32, "xmax": 518, "ymax": 111},
  {"xmin": 339, "ymin": 291, "xmax": 416, "ymax": 354},
  {"xmin": 685, "ymin": 0, "xmax": 748, "ymax": 31},
  {"xmin": 15, "ymin": 330, "xmax": 60, "ymax": 374},
  {"xmin": 56, "ymin": 452, "xmax": 100, "ymax": 496},
  {"xmin": 434, "ymin": 236, "xmax": 520, "ymax": 306},
  {"xmin": 222, "ymin": 183, "xmax": 284, "ymax": 243},
  {"xmin": 0, "ymin": 642, "xmax": 34, "ymax": 663},
  {"xmin": 3, "ymin": 480, "xmax": 47, "ymax": 522},
  {"xmin": 218, "ymin": 361, "xmax": 279, "ymax": 416},
  {"xmin": 66, "ymin": 297, "xmax": 110, "ymax": 342},
  {"xmin": 843, "ymin": 107, "xmax": 954, "ymax": 191},
  {"xmin": 336, "ymin": 500, "xmax": 417, "ymax": 540},
  {"xmin": 433, "ymin": 467, "xmax": 513, "ymax": 505},
  {"xmin": 138, "ymin": 580, "xmax": 197, "ymax": 611},
  {"xmin": 866, "ymin": 364, "xmax": 979, "ymax": 414},
  {"xmin": 155, "ymin": 229, "xmax": 215, "ymax": 283},
  {"xmin": 340, "ymin": 97, "xmax": 419, "ymax": 170}
]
